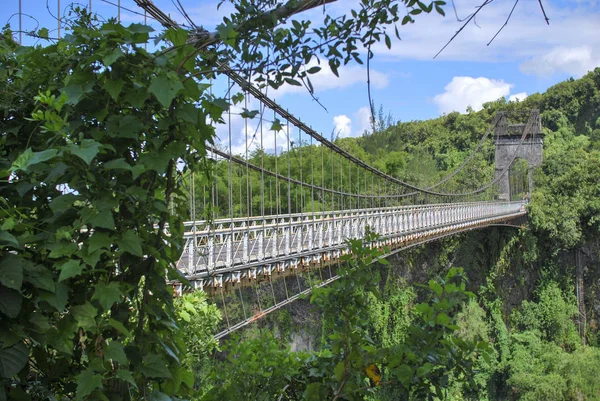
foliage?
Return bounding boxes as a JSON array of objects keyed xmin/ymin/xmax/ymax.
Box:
[
  {"xmin": 511, "ymin": 282, "xmax": 580, "ymax": 350},
  {"xmin": 174, "ymin": 293, "xmax": 221, "ymax": 368},
  {"xmin": 0, "ymin": 15, "xmax": 218, "ymax": 399},
  {"xmin": 203, "ymin": 231, "xmax": 488, "ymax": 400}
]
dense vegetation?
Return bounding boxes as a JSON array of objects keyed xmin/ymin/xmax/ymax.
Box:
[
  {"xmin": 197, "ymin": 68, "xmax": 600, "ymax": 400},
  {"xmin": 1, "ymin": 3, "xmax": 600, "ymax": 399}
]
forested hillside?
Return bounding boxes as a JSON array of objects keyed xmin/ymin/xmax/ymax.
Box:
[{"xmin": 197, "ymin": 68, "xmax": 600, "ymax": 400}]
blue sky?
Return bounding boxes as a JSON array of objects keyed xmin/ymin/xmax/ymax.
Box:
[{"xmin": 3, "ymin": 0, "xmax": 600, "ymax": 152}]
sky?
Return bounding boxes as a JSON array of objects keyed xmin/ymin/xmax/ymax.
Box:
[{"xmin": 3, "ymin": 0, "xmax": 600, "ymax": 153}]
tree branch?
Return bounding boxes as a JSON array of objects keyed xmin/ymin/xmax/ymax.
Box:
[{"xmin": 135, "ymin": 0, "xmax": 339, "ymax": 49}]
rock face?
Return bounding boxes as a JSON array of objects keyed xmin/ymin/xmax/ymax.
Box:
[
  {"xmin": 494, "ymin": 110, "xmax": 544, "ymax": 201},
  {"xmin": 289, "ymin": 329, "xmax": 316, "ymax": 352}
]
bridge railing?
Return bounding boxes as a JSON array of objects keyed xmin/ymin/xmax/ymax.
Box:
[{"xmin": 178, "ymin": 201, "xmax": 526, "ymax": 281}]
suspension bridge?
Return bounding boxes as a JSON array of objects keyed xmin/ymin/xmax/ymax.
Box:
[
  {"xmin": 131, "ymin": 0, "xmax": 542, "ymax": 339},
  {"xmin": 174, "ymin": 85, "xmax": 542, "ymax": 338},
  {"xmin": 7, "ymin": 0, "xmax": 544, "ymax": 339}
]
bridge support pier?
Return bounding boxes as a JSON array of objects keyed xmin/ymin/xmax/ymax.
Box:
[{"xmin": 494, "ymin": 110, "xmax": 544, "ymax": 201}]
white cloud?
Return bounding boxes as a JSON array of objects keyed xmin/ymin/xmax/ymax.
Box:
[
  {"xmin": 368, "ymin": 0, "xmax": 600, "ymax": 65},
  {"xmin": 519, "ymin": 46, "xmax": 600, "ymax": 77},
  {"xmin": 355, "ymin": 106, "xmax": 372, "ymax": 135},
  {"xmin": 433, "ymin": 76, "xmax": 512, "ymax": 114},
  {"xmin": 508, "ymin": 92, "xmax": 528, "ymax": 102},
  {"xmin": 333, "ymin": 115, "xmax": 352, "ymax": 138}
]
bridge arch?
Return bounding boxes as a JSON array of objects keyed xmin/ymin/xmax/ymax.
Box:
[{"xmin": 494, "ymin": 110, "xmax": 544, "ymax": 200}]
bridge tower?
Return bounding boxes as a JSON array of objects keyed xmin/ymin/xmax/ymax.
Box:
[{"xmin": 494, "ymin": 109, "xmax": 544, "ymax": 201}]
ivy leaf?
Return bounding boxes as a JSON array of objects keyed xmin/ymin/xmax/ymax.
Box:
[
  {"xmin": 149, "ymin": 73, "xmax": 184, "ymax": 108},
  {"xmin": 116, "ymin": 369, "xmax": 138, "ymax": 389},
  {"xmin": 141, "ymin": 354, "xmax": 172, "ymax": 378},
  {"xmin": 63, "ymin": 84, "xmax": 85, "ymax": 105},
  {"xmin": 102, "ymin": 47, "xmax": 124, "ymax": 66},
  {"xmin": 92, "ymin": 282, "xmax": 122, "ymax": 311},
  {"xmin": 165, "ymin": 28, "xmax": 188, "ymax": 47},
  {"xmin": 0, "ymin": 287, "xmax": 22, "ymax": 318},
  {"xmin": 58, "ymin": 260, "xmax": 84, "ymax": 282},
  {"xmin": 0, "ymin": 255, "xmax": 23, "ymax": 290},
  {"xmin": 104, "ymin": 78, "xmax": 125, "ymax": 100},
  {"xmin": 120, "ymin": 230, "xmax": 143, "ymax": 257},
  {"xmin": 72, "ymin": 302, "xmax": 98, "ymax": 330},
  {"xmin": 216, "ymin": 22, "xmax": 238, "ymax": 46},
  {"xmin": 89, "ymin": 209, "xmax": 115, "ymax": 230},
  {"xmin": 75, "ymin": 368, "xmax": 103, "ymax": 400},
  {"xmin": 88, "ymin": 232, "xmax": 112, "ymax": 254},
  {"xmin": 37, "ymin": 28, "xmax": 49, "ymax": 39},
  {"xmin": 104, "ymin": 341, "xmax": 127, "ymax": 365},
  {"xmin": 67, "ymin": 139, "xmax": 101, "ymax": 165},
  {"xmin": 0, "ymin": 342, "xmax": 28, "ymax": 378},
  {"xmin": 10, "ymin": 148, "xmax": 58, "ymax": 173}
]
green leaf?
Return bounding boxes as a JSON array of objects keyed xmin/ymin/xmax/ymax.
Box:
[
  {"xmin": 165, "ymin": 28, "xmax": 188, "ymax": 46},
  {"xmin": 435, "ymin": 312, "xmax": 451, "ymax": 326},
  {"xmin": 149, "ymin": 73, "xmax": 184, "ymax": 108},
  {"xmin": 37, "ymin": 28, "xmax": 49, "ymax": 39},
  {"xmin": 128, "ymin": 23, "xmax": 154, "ymax": 33},
  {"xmin": 429, "ymin": 280, "xmax": 443, "ymax": 296},
  {"xmin": 103, "ymin": 158, "xmax": 132, "ymax": 171},
  {"xmin": 284, "ymin": 78, "xmax": 302, "ymax": 87},
  {"xmin": 89, "ymin": 209, "xmax": 115, "ymax": 230},
  {"xmin": 10, "ymin": 148, "xmax": 58, "ymax": 173},
  {"xmin": 72, "ymin": 302, "xmax": 98, "ymax": 330},
  {"xmin": 102, "ymin": 47, "xmax": 124, "ymax": 66},
  {"xmin": 141, "ymin": 354, "xmax": 172, "ymax": 378},
  {"xmin": 395, "ymin": 364, "xmax": 413, "ymax": 387},
  {"xmin": 58, "ymin": 260, "xmax": 84, "ymax": 282},
  {"xmin": 23, "ymin": 263, "xmax": 55, "ymax": 293},
  {"xmin": 50, "ymin": 194, "xmax": 79, "ymax": 214},
  {"xmin": 67, "ymin": 139, "xmax": 101, "ymax": 165},
  {"xmin": 75, "ymin": 368, "xmax": 103, "ymax": 400},
  {"xmin": 307, "ymin": 66, "xmax": 321, "ymax": 74},
  {"xmin": 0, "ymin": 255, "xmax": 23, "ymax": 290},
  {"xmin": 107, "ymin": 318, "xmax": 131, "ymax": 337},
  {"xmin": 115, "ymin": 369, "xmax": 138, "ymax": 389},
  {"xmin": 0, "ymin": 232, "xmax": 18, "ymax": 248},
  {"xmin": 0, "ymin": 287, "xmax": 21, "ymax": 318},
  {"xmin": 417, "ymin": 362, "xmax": 433, "ymax": 377},
  {"xmin": 104, "ymin": 78, "xmax": 125, "ymax": 100},
  {"xmin": 216, "ymin": 22, "xmax": 238, "ymax": 46},
  {"xmin": 63, "ymin": 84, "xmax": 85, "ymax": 105},
  {"xmin": 0, "ymin": 342, "xmax": 28, "ymax": 378},
  {"xmin": 39, "ymin": 282, "xmax": 69, "ymax": 311},
  {"xmin": 104, "ymin": 341, "xmax": 127, "ymax": 365},
  {"xmin": 148, "ymin": 391, "xmax": 171, "ymax": 401},
  {"xmin": 334, "ymin": 361, "xmax": 345, "ymax": 381},
  {"xmin": 120, "ymin": 230, "xmax": 143, "ymax": 257},
  {"xmin": 88, "ymin": 232, "xmax": 112, "ymax": 254},
  {"xmin": 92, "ymin": 282, "xmax": 122, "ymax": 311}
]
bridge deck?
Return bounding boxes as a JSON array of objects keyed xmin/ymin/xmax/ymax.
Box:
[{"xmin": 177, "ymin": 201, "xmax": 526, "ymax": 291}]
